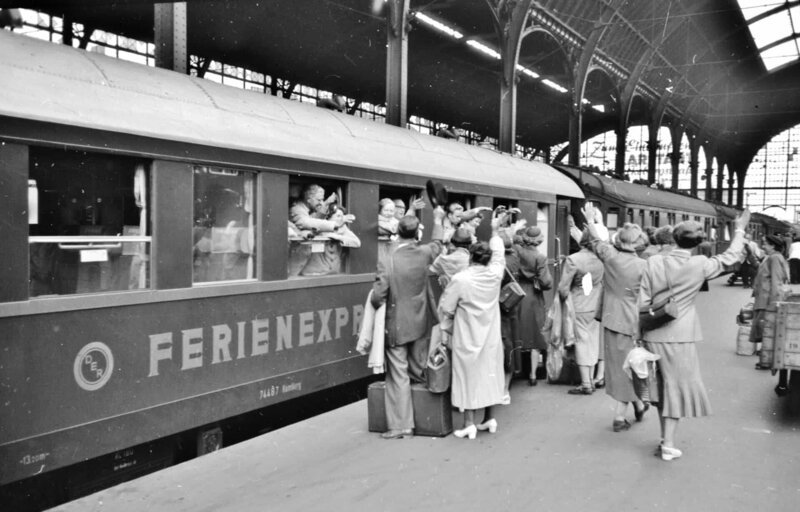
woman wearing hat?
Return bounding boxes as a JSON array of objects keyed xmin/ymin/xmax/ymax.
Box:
[
  {"xmin": 515, "ymin": 225, "xmax": 553, "ymax": 386},
  {"xmin": 750, "ymin": 234, "xmax": 790, "ymax": 374},
  {"xmin": 640, "ymin": 210, "xmax": 750, "ymax": 461},
  {"xmin": 583, "ymin": 203, "xmax": 649, "ymax": 433}
]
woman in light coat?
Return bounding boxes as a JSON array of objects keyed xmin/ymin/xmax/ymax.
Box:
[
  {"xmin": 640, "ymin": 210, "xmax": 749, "ymax": 461},
  {"xmin": 557, "ymin": 229, "xmax": 604, "ymax": 395},
  {"xmin": 439, "ymin": 216, "xmax": 506, "ymax": 439}
]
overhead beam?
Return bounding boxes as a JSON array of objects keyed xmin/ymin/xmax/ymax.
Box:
[
  {"xmin": 385, "ymin": 0, "xmax": 410, "ymax": 128},
  {"xmin": 154, "ymin": 2, "xmax": 187, "ymax": 74}
]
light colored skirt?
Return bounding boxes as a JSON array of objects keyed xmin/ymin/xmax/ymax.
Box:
[
  {"xmin": 574, "ymin": 312, "xmax": 600, "ymax": 366},
  {"xmin": 644, "ymin": 341, "xmax": 712, "ymax": 418},
  {"xmin": 603, "ymin": 329, "xmax": 638, "ymax": 402}
]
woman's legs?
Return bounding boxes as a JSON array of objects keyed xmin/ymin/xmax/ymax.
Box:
[
  {"xmin": 463, "ymin": 409, "xmax": 475, "ymax": 427},
  {"xmin": 454, "ymin": 409, "xmax": 478, "ymax": 439},
  {"xmin": 594, "ymin": 360, "xmax": 605, "ymax": 387},
  {"xmin": 482, "ymin": 406, "xmax": 494, "ymax": 423},
  {"xmin": 614, "ymin": 401, "xmax": 628, "ymax": 422},
  {"xmin": 579, "ymin": 365, "xmax": 592, "ymax": 388},
  {"xmin": 503, "ymin": 370, "xmax": 513, "ymax": 399},
  {"xmin": 662, "ymin": 417, "xmax": 680, "ymax": 448},
  {"xmin": 529, "ymin": 349, "xmax": 540, "ymax": 385}
]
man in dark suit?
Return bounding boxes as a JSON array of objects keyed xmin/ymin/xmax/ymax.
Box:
[{"xmin": 371, "ymin": 206, "xmax": 445, "ymax": 438}]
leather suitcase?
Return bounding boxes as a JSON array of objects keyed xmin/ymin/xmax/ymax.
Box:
[{"xmin": 367, "ymin": 381, "xmax": 453, "ymax": 436}]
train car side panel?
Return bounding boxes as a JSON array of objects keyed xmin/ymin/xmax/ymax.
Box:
[
  {"xmin": 0, "ymin": 282, "xmax": 371, "ymax": 484},
  {"xmin": 0, "ymin": 142, "xmax": 29, "ymax": 303}
]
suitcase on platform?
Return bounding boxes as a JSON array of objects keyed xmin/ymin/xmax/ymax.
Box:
[
  {"xmin": 736, "ymin": 324, "xmax": 755, "ymax": 355},
  {"xmin": 367, "ymin": 381, "xmax": 453, "ymax": 436}
]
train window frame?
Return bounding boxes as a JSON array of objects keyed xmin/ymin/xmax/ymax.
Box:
[
  {"xmin": 377, "ymin": 184, "xmax": 424, "ymax": 262},
  {"xmin": 287, "ymin": 177, "xmax": 359, "ymax": 278},
  {"xmin": 192, "ymin": 165, "xmax": 258, "ymax": 285},
  {"xmin": 28, "ymin": 147, "xmax": 152, "ymax": 298},
  {"xmin": 606, "ymin": 208, "xmax": 619, "ymax": 229}
]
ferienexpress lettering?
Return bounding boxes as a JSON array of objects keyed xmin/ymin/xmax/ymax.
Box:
[{"xmin": 148, "ymin": 304, "xmax": 363, "ymax": 376}]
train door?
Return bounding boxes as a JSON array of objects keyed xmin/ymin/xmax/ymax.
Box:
[{"xmin": 554, "ymin": 198, "xmax": 571, "ymax": 293}]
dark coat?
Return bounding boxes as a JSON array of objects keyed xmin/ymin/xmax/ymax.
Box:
[{"xmin": 371, "ymin": 227, "xmax": 443, "ymax": 346}]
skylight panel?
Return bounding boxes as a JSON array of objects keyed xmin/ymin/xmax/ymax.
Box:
[
  {"xmin": 749, "ymin": 12, "xmax": 793, "ymax": 49},
  {"xmin": 790, "ymin": 5, "xmax": 800, "ymax": 29},
  {"xmin": 761, "ymin": 39, "xmax": 800, "ymax": 70},
  {"xmin": 737, "ymin": 0, "xmax": 784, "ymax": 21}
]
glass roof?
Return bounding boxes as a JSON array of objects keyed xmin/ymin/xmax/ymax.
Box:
[{"xmin": 738, "ymin": 0, "xmax": 800, "ymax": 71}]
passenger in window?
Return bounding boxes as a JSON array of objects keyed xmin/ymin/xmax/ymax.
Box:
[
  {"xmin": 290, "ymin": 184, "xmax": 350, "ymax": 233},
  {"xmin": 393, "ymin": 199, "xmax": 406, "ymax": 220},
  {"xmin": 300, "ymin": 206, "xmax": 360, "ymax": 276},
  {"xmin": 443, "ymin": 202, "xmax": 465, "ymax": 243},
  {"xmin": 395, "ymin": 196, "xmax": 426, "ymax": 220},
  {"xmin": 378, "ymin": 198, "xmax": 399, "ymax": 239}
]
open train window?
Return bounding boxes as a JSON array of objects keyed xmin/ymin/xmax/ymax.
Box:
[
  {"xmin": 537, "ymin": 204, "xmax": 549, "ymax": 256},
  {"xmin": 377, "ymin": 185, "xmax": 424, "ymax": 262},
  {"xmin": 28, "ymin": 148, "xmax": 151, "ymax": 297},
  {"xmin": 288, "ymin": 177, "xmax": 358, "ymax": 277},
  {"xmin": 439, "ymin": 192, "xmax": 475, "ymax": 243},
  {"xmin": 606, "ymin": 208, "xmax": 619, "ymax": 230},
  {"xmin": 193, "ymin": 166, "xmax": 256, "ymax": 284}
]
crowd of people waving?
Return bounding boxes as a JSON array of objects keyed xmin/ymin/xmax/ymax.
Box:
[{"xmin": 367, "ymin": 197, "xmax": 757, "ymax": 462}]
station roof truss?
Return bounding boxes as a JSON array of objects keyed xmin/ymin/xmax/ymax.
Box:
[{"xmin": 3, "ymin": 0, "xmax": 800, "ymax": 166}]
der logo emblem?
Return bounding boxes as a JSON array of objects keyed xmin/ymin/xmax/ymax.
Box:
[{"xmin": 74, "ymin": 342, "xmax": 114, "ymax": 391}]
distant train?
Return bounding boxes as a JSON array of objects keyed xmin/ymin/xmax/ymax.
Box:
[
  {"xmin": 0, "ymin": 30, "xmax": 583, "ymax": 491},
  {"xmin": 552, "ymin": 163, "xmax": 795, "ymax": 253}
]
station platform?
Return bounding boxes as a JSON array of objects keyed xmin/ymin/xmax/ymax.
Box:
[{"xmin": 51, "ymin": 279, "xmax": 800, "ymax": 512}]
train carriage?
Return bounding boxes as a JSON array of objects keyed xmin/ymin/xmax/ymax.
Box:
[
  {"xmin": 551, "ymin": 164, "xmax": 720, "ymax": 249},
  {"xmin": 0, "ymin": 30, "xmax": 583, "ymax": 488}
]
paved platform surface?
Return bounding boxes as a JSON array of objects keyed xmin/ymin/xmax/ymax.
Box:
[{"xmin": 51, "ymin": 279, "xmax": 800, "ymax": 512}]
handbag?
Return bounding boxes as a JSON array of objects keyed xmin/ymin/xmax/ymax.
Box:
[
  {"xmin": 639, "ymin": 259, "xmax": 679, "ymax": 332},
  {"xmin": 499, "ymin": 267, "xmax": 526, "ymax": 314},
  {"xmin": 426, "ymin": 326, "xmax": 451, "ymax": 393}
]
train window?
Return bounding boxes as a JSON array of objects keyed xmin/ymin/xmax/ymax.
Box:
[
  {"xmin": 28, "ymin": 148, "xmax": 151, "ymax": 297},
  {"xmin": 193, "ymin": 166, "xmax": 256, "ymax": 284},
  {"xmin": 288, "ymin": 178, "xmax": 358, "ymax": 277},
  {"xmin": 606, "ymin": 208, "xmax": 619, "ymax": 229},
  {"xmin": 377, "ymin": 185, "xmax": 423, "ymax": 263}
]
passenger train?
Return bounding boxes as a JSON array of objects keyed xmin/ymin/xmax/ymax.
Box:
[
  {"xmin": 0, "ymin": 29, "xmax": 794, "ymax": 505},
  {"xmin": 553, "ymin": 164, "xmax": 795, "ymax": 252},
  {"xmin": 0, "ymin": 30, "xmax": 583, "ymax": 497}
]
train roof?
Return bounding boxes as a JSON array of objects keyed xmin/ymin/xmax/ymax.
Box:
[
  {"xmin": 552, "ymin": 164, "xmax": 717, "ymax": 216},
  {"xmin": 751, "ymin": 211, "xmax": 793, "ymax": 231},
  {"xmin": 0, "ymin": 31, "xmax": 582, "ymax": 200}
]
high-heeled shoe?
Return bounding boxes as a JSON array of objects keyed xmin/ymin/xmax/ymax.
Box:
[
  {"xmin": 660, "ymin": 445, "xmax": 682, "ymax": 461},
  {"xmin": 528, "ymin": 377, "xmax": 537, "ymax": 386},
  {"xmin": 454, "ymin": 424, "xmax": 477, "ymax": 439},
  {"xmin": 476, "ymin": 418, "xmax": 498, "ymax": 434}
]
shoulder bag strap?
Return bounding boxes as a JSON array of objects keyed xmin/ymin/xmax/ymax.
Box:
[{"xmin": 504, "ymin": 266, "xmax": 519, "ymax": 285}]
